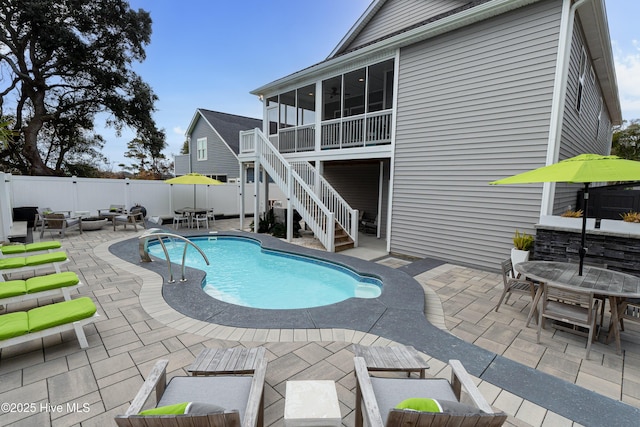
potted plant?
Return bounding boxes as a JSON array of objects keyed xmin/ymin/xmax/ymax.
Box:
[
  {"xmin": 511, "ymin": 230, "xmax": 534, "ymax": 274},
  {"xmin": 600, "ymin": 211, "xmax": 640, "ymax": 235}
]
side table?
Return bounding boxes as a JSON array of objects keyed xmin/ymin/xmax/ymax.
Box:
[
  {"xmin": 188, "ymin": 346, "xmax": 266, "ymax": 376},
  {"xmin": 352, "ymin": 344, "xmax": 430, "ymax": 378},
  {"xmin": 284, "ymin": 380, "xmax": 341, "ymax": 427}
]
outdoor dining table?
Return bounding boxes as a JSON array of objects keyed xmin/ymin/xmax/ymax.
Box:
[
  {"xmin": 175, "ymin": 207, "xmax": 207, "ymax": 228},
  {"xmin": 515, "ymin": 261, "xmax": 640, "ymax": 355}
]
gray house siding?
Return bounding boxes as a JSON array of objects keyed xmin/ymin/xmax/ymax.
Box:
[
  {"xmin": 345, "ymin": 0, "xmax": 467, "ymax": 52},
  {"xmin": 190, "ymin": 118, "xmax": 239, "ymax": 179},
  {"xmin": 174, "ymin": 154, "xmax": 190, "ymax": 176},
  {"xmin": 322, "ymin": 161, "xmax": 390, "ymax": 236},
  {"xmin": 553, "ymin": 16, "xmax": 615, "ymax": 214},
  {"xmin": 390, "ymin": 0, "xmax": 561, "ymax": 270}
]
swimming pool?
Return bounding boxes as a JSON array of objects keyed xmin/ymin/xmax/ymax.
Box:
[{"xmin": 147, "ymin": 236, "xmax": 382, "ymax": 309}]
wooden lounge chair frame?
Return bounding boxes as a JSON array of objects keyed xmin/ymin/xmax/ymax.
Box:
[
  {"xmin": 354, "ymin": 357, "xmax": 507, "ymax": 427},
  {"xmin": 115, "ymin": 356, "xmax": 267, "ymax": 427},
  {"xmin": 40, "ymin": 213, "xmax": 82, "ymax": 238}
]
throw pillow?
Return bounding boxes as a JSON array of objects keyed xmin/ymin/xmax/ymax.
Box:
[{"xmin": 395, "ymin": 397, "xmax": 485, "ymax": 414}]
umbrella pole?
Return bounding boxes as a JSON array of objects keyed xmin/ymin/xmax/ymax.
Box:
[{"xmin": 579, "ymin": 183, "xmax": 589, "ymax": 275}]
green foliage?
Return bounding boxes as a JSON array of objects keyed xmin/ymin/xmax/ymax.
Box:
[
  {"xmin": 513, "ymin": 230, "xmax": 534, "ymax": 251},
  {"xmin": 612, "ymin": 120, "xmax": 640, "ymax": 161},
  {"xmin": 0, "ymin": 0, "xmax": 162, "ymax": 175}
]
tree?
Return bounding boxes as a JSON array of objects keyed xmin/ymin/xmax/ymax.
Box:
[
  {"xmin": 612, "ymin": 119, "xmax": 640, "ymax": 161},
  {"xmin": 0, "ymin": 0, "xmax": 163, "ymax": 175},
  {"xmin": 124, "ymin": 129, "xmax": 173, "ymax": 179}
]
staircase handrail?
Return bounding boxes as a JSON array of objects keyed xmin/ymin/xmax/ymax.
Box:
[
  {"xmin": 291, "ymin": 161, "xmax": 359, "ymax": 247},
  {"xmin": 244, "ymin": 129, "xmax": 335, "ymax": 251}
]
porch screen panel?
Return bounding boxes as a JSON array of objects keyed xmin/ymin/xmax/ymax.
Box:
[
  {"xmin": 322, "ymin": 76, "xmax": 342, "ymax": 120},
  {"xmin": 368, "ymin": 59, "xmax": 395, "ymax": 112}
]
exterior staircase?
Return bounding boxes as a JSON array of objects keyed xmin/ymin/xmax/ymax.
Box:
[
  {"xmin": 239, "ymin": 128, "xmax": 359, "ymax": 252},
  {"xmin": 334, "ymin": 221, "xmax": 355, "ymax": 252}
]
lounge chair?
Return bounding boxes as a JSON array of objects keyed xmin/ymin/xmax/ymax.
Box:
[
  {"xmin": 0, "ymin": 296, "xmax": 98, "ymax": 351},
  {"xmin": 0, "ymin": 272, "xmax": 81, "ymax": 306},
  {"xmin": 115, "ymin": 355, "xmax": 268, "ymax": 427},
  {"xmin": 0, "ymin": 251, "xmax": 68, "ymax": 282},
  {"xmin": 354, "ymin": 357, "xmax": 507, "ymax": 427},
  {"xmin": 40, "ymin": 213, "xmax": 82, "ymax": 238},
  {"xmin": 1, "ymin": 241, "xmax": 62, "ymax": 258}
]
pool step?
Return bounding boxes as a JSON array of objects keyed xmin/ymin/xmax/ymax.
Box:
[{"xmin": 334, "ymin": 223, "xmax": 354, "ymax": 252}]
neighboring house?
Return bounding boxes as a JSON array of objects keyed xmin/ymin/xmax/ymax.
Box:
[
  {"xmin": 175, "ymin": 109, "xmax": 261, "ymax": 181},
  {"xmin": 238, "ymin": 0, "xmax": 621, "ymax": 270}
]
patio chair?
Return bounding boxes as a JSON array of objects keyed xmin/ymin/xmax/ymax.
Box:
[
  {"xmin": 495, "ymin": 258, "xmax": 539, "ymax": 322},
  {"xmin": 354, "ymin": 357, "xmax": 507, "ymax": 427},
  {"xmin": 618, "ymin": 298, "xmax": 640, "ymax": 331},
  {"xmin": 207, "ymin": 208, "xmax": 216, "ymax": 226},
  {"xmin": 115, "ymin": 356, "xmax": 267, "ymax": 427},
  {"xmin": 97, "ymin": 204, "xmax": 126, "ymax": 216},
  {"xmin": 172, "ymin": 211, "xmax": 189, "ymax": 229},
  {"xmin": 0, "ymin": 251, "xmax": 68, "ymax": 282},
  {"xmin": 193, "ymin": 212, "xmax": 209, "ymax": 229},
  {"xmin": 360, "ymin": 213, "xmax": 378, "ymax": 234},
  {"xmin": 0, "ymin": 271, "xmax": 82, "ymax": 306},
  {"xmin": 40, "ymin": 213, "xmax": 82, "ymax": 238},
  {"xmin": 113, "ymin": 208, "xmax": 146, "ymax": 231},
  {"xmin": 537, "ymin": 284, "xmax": 600, "ymax": 359},
  {"xmin": 1, "ymin": 241, "xmax": 62, "ymax": 258}
]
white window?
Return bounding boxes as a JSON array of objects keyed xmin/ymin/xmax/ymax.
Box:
[
  {"xmin": 196, "ymin": 137, "xmax": 207, "ymax": 161},
  {"xmin": 576, "ymin": 48, "xmax": 587, "ymax": 113}
]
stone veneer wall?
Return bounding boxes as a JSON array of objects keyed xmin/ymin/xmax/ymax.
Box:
[{"xmin": 533, "ymin": 226, "xmax": 640, "ymax": 276}]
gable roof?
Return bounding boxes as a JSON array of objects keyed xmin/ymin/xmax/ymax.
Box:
[{"xmin": 186, "ymin": 109, "xmax": 262, "ymax": 155}]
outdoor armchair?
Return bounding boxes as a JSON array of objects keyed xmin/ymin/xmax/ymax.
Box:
[
  {"xmin": 495, "ymin": 258, "xmax": 539, "ymax": 324},
  {"xmin": 354, "ymin": 356, "xmax": 507, "ymax": 427},
  {"xmin": 113, "ymin": 207, "xmax": 146, "ymax": 231},
  {"xmin": 115, "ymin": 356, "xmax": 267, "ymax": 427},
  {"xmin": 40, "ymin": 213, "xmax": 82, "ymax": 238},
  {"xmin": 98, "ymin": 204, "xmax": 126, "ymax": 216}
]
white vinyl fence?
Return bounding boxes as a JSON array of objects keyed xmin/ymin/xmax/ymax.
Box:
[{"xmin": 0, "ymin": 173, "xmax": 285, "ymax": 240}]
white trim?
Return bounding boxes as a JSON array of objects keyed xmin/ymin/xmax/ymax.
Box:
[
  {"xmin": 196, "ymin": 137, "xmax": 207, "ymax": 161},
  {"xmin": 386, "ymin": 49, "xmax": 400, "ymax": 254},
  {"xmin": 541, "ymin": 0, "xmax": 584, "ymax": 217}
]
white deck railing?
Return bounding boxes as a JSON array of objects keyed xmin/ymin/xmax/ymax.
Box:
[
  {"xmin": 240, "ymin": 129, "xmax": 335, "ymax": 251},
  {"xmin": 320, "ymin": 109, "xmax": 392, "ymax": 150},
  {"xmin": 291, "ymin": 161, "xmax": 358, "ymax": 247}
]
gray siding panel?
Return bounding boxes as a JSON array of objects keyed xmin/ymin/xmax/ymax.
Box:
[
  {"xmin": 347, "ymin": 0, "xmax": 467, "ymax": 51},
  {"xmin": 391, "ymin": 0, "xmax": 561, "ymax": 270},
  {"xmin": 190, "ymin": 118, "xmax": 239, "ymax": 179},
  {"xmin": 323, "ymin": 160, "xmax": 390, "ymax": 236},
  {"xmin": 553, "ymin": 16, "xmax": 615, "ymax": 214}
]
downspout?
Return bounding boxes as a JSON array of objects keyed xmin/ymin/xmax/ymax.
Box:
[{"xmin": 540, "ymin": 0, "xmax": 592, "ymax": 216}]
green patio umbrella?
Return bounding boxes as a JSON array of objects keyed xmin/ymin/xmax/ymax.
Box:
[
  {"xmin": 490, "ymin": 154, "xmax": 640, "ymax": 275},
  {"xmin": 165, "ymin": 173, "xmax": 222, "ymax": 208}
]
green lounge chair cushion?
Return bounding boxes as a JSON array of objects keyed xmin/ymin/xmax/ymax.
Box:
[
  {"xmin": 28, "ymin": 297, "xmax": 96, "ymax": 332},
  {"xmin": 25, "ymin": 241, "xmax": 62, "ymax": 252},
  {"xmin": 0, "ymin": 257, "xmax": 26, "ymax": 269},
  {"xmin": 1, "ymin": 245, "xmax": 26, "ymax": 255},
  {"xmin": 1, "ymin": 241, "xmax": 62, "ymax": 255},
  {"xmin": 0, "ymin": 312, "xmax": 29, "ymax": 340},
  {"xmin": 0, "ymin": 280, "xmax": 28, "ymax": 298},
  {"xmin": 25, "ymin": 252, "xmax": 67, "ymax": 266},
  {"xmin": 26, "ymin": 272, "xmax": 79, "ymax": 293}
]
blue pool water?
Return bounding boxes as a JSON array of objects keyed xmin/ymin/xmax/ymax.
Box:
[{"xmin": 147, "ymin": 236, "xmax": 382, "ymax": 309}]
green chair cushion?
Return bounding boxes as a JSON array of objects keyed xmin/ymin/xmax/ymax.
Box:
[
  {"xmin": 28, "ymin": 297, "xmax": 96, "ymax": 332},
  {"xmin": 1, "ymin": 245, "xmax": 26, "ymax": 255},
  {"xmin": 25, "ymin": 241, "xmax": 62, "ymax": 252},
  {"xmin": 395, "ymin": 398, "xmax": 485, "ymax": 414},
  {"xmin": 139, "ymin": 402, "xmax": 190, "ymax": 415},
  {"xmin": 0, "ymin": 280, "xmax": 28, "ymax": 298},
  {"xmin": 0, "ymin": 257, "xmax": 26, "ymax": 269},
  {"xmin": 26, "ymin": 272, "xmax": 79, "ymax": 293},
  {"xmin": 0, "ymin": 312, "xmax": 29, "ymax": 340},
  {"xmin": 25, "ymin": 251, "xmax": 67, "ymax": 266}
]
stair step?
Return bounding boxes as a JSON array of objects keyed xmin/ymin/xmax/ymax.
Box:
[{"xmin": 334, "ymin": 241, "xmax": 355, "ymax": 252}]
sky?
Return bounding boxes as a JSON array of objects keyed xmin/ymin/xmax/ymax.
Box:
[{"xmin": 100, "ymin": 0, "xmax": 640, "ymax": 168}]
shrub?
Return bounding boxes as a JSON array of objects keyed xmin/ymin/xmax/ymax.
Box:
[
  {"xmin": 513, "ymin": 230, "xmax": 534, "ymax": 251},
  {"xmin": 561, "ymin": 209, "xmax": 583, "ymax": 218},
  {"xmin": 620, "ymin": 211, "xmax": 640, "ymax": 223}
]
